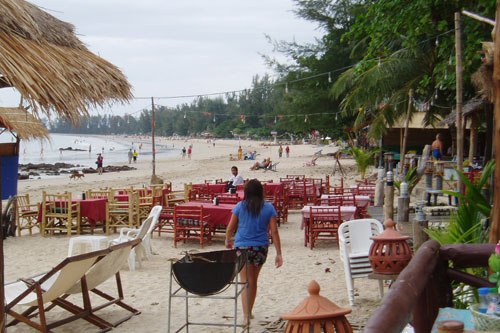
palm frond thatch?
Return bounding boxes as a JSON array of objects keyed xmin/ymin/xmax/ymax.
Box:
[
  {"xmin": 0, "ymin": 107, "xmax": 49, "ymax": 140},
  {"xmin": 0, "ymin": 0, "xmax": 132, "ymax": 122}
]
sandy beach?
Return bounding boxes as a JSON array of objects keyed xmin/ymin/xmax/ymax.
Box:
[{"xmin": 5, "ymin": 137, "xmax": 383, "ymax": 332}]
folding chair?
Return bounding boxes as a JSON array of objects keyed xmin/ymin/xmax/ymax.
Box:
[
  {"xmin": 339, "ymin": 219, "xmax": 384, "ymax": 305},
  {"xmin": 15, "ymin": 194, "xmax": 40, "ymax": 236},
  {"xmin": 5, "ymin": 249, "xmax": 108, "ymax": 332}
]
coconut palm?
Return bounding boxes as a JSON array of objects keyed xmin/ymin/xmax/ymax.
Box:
[{"xmin": 341, "ymin": 147, "xmax": 378, "ymax": 180}]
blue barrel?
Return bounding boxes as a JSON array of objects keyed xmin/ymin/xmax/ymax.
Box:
[{"xmin": 1, "ymin": 155, "xmax": 18, "ymax": 200}]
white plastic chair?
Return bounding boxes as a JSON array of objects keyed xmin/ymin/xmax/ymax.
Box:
[
  {"xmin": 110, "ymin": 205, "xmax": 162, "ymax": 271},
  {"xmin": 338, "ymin": 218, "xmax": 384, "ymax": 306}
]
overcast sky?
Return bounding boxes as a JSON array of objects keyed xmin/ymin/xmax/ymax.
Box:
[{"xmin": 20, "ymin": 0, "xmax": 322, "ymax": 117}]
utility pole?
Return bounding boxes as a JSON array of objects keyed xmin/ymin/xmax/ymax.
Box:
[
  {"xmin": 455, "ymin": 12, "xmax": 464, "ymax": 196},
  {"xmin": 151, "ymin": 97, "xmax": 156, "ymax": 177}
]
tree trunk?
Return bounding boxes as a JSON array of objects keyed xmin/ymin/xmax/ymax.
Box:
[{"xmin": 468, "ymin": 115, "xmax": 477, "ymax": 163}]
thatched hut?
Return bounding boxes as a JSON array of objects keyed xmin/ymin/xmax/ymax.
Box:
[{"xmin": 0, "ymin": 0, "xmax": 133, "ymax": 326}]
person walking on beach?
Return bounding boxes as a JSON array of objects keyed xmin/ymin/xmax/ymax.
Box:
[
  {"xmin": 188, "ymin": 146, "xmax": 192, "ymax": 159},
  {"xmin": 278, "ymin": 144, "xmax": 283, "ymax": 158},
  {"xmin": 285, "ymin": 145, "xmax": 290, "ymax": 158},
  {"xmin": 96, "ymin": 153, "xmax": 104, "ymax": 175},
  {"xmin": 182, "ymin": 147, "xmax": 186, "ymax": 159},
  {"xmin": 128, "ymin": 149, "xmax": 133, "ymax": 164},
  {"xmin": 431, "ymin": 134, "xmax": 443, "ymax": 160},
  {"xmin": 225, "ymin": 179, "xmax": 282, "ymax": 326},
  {"xmin": 133, "ymin": 150, "xmax": 138, "ymax": 163}
]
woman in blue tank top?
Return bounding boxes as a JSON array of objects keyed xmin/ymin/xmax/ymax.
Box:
[{"xmin": 225, "ymin": 179, "xmax": 283, "ymax": 326}]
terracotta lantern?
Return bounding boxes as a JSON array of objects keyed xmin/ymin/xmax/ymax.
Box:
[
  {"xmin": 281, "ymin": 280, "xmax": 353, "ymax": 333},
  {"xmin": 369, "ymin": 219, "xmax": 412, "ymax": 274}
]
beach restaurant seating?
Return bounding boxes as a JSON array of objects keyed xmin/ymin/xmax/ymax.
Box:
[
  {"xmin": 41, "ymin": 191, "xmax": 81, "ymax": 237},
  {"xmin": 308, "ymin": 206, "xmax": 343, "ymax": 249},
  {"xmin": 174, "ymin": 205, "xmax": 211, "ymax": 248},
  {"xmin": 339, "ymin": 219, "xmax": 384, "ymax": 306},
  {"xmin": 5, "ymin": 248, "xmax": 109, "ymax": 332},
  {"xmin": 216, "ymin": 193, "xmax": 240, "ymax": 204},
  {"xmin": 15, "ymin": 194, "xmax": 40, "ymax": 236},
  {"xmin": 138, "ymin": 189, "xmax": 154, "ymax": 222},
  {"xmin": 106, "ymin": 190, "xmax": 139, "ymax": 234},
  {"xmin": 86, "ymin": 189, "xmax": 109, "ymax": 199},
  {"xmin": 110, "ymin": 206, "xmax": 161, "ymax": 271}
]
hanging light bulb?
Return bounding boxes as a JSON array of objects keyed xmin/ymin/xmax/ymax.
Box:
[
  {"xmin": 87, "ymin": 123, "xmax": 90, "ymax": 129},
  {"xmin": 448, "ymin": 57, "xmax": 453, "ymax": 65},
  {"xmin": 435, "ymin": 91, "xmax": 439, "ymax": 100},
  {"xmin": 328, "ymin": 72, "xmax": 332, "ymax": 83},
  {"xmin": 304, "ymin": 115, "xmax": 308, "ymax": 123},
  {"xmin": 213, "ymin": 114, "xmax": 216, "ymax": 122},
  {"xmin": 435, "ymin": 38, "xmax": 439, "ymax": 46},
  {"xmin": 184, "ymin": 112, "xmax": 187, "ymax": 119},
  {"xmin": 378, "ymin": 57, "xmax": 382, "ymax": 67},
  {"xmin": 274, "ymin": 116, "xmax": 277, "ymax": 124},
  {"xmin": 285, "ymin": 83, "xmax": 289, "ymax": 94},
  {"xmin": 127, "ymin": 116, "xmax": 130, "ymax": 124},
  {"xmin": 335, "ymin": 113, "xmax": 338, "ymax": 121}
]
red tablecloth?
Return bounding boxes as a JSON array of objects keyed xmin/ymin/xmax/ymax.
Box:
[
  {"xmin": 37, "ymin": 199, "xmax": 107, "ymax": 227},
  {"xmin": 179, "ymin": 202, "xmax": 235, "ymax": 227},
  {"xmin": 264, "ymin": 182, "xmax": 283, "ymax": 195},
  {"xmin": 192, "ymin": 183, "xmax": 227, "ymax": 194}
]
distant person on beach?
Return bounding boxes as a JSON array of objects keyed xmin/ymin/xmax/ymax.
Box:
[
  {"xmin": 238, "ymin": 146, "xmax": 243, "ymax": 160},
  {"xmin": 133, "ymin": 150, "xmax": 138, "ymax": 163},
  {"xmin": 250, "ymin": 157, "xmax": 271, "ymax": 170},
  {"xmin": 128, "ymin": 149, "xmax": 133, "ymax": 164},
  {"xmin": 278, "ymin": 144, "xmax": 283, "ymax": 158},
  {"xmin": 286, "ymin": 145, "xmax": 290, "ymax": 158},
  {"xmin": 431, "ymin": 134, "xmax": 443, "ymax": 160},
  {"xmin": 182, "ymin": 147, "xmax": 186, "ymax": 159},
  {"xmin": 188, "ymin": 146, "xmax": 192, "ymax": 159},
  {"xmin": 96, "ymin": 153, "xmax": 103, "ymax": 175},
  {"xmin": 225, "ymin": 179, "xmax": 282, "ymax": 326},
  {"xmin": 228, "ymin": 166, "xmax": 244, "ymax": 191}
]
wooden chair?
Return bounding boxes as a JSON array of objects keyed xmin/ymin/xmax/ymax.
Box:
[
  {"xmin": 15, "ymin": 194, "xmax": 40, "ymax": 236},
  {"xmin": 5, "ymin": 249, "xmax": 108, "ymax": 332},
  {"xmin": 188, "ymin": 187, "xmax": 214, "ymax": 202},
  {"xmin": 308, "ymin": 206, "xmax": 343, "ymax": 249},
  {"xmin": 106, "ymin": 190, "xmax": 139, "ymax": 234},
  {"xmin": 153, "ymin": 193, "xmax": 179, "ymax": 236},
  {"xmin": 41, "ymin": 192, "xmax": 80, "ymax": 237},
  {"xmin": 342, "ymin": 194, "xmax": 357, "ymax": 207},
  {"xmin": 174, "ymin": 205, "xmax": 211, "ymax": 248},
  {"xmin": 86, "ymin": 189, "xmax": 109, "ymax": 199},
  {"xmin": 216, "ymin": 193, "xmax": 240, "ymax": 204},
  {"xmin": 324, "ymin": 196, "xmax": 343, "ymax": 206},
  {"xmin": 138, "ymin": 189, "xmax": 154, "ymax": 223}
]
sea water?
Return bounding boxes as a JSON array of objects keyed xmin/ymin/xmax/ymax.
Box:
[{"xmin": 15, "ymin": 133, "xmax": 179, "ymax": 168}]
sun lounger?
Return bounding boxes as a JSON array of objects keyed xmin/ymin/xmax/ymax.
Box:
[{"xmin": 5, "ymin": 248, "xmax": 109, "ymax": 332}]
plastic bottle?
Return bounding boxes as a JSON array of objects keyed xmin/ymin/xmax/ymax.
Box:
[
  {"xmin": 478, "ymin": 287, "xmax": 490, "ymax": 313},
  {"xmin": 486, "ymin": 288, "xmax": 499, "ymax": 315}
]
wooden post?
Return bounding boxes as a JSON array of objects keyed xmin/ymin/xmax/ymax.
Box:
[
  {"xmin": 468, "ymin": 114, "xmax": 477, "ymax": 163},
  {"xmin": 0, "ymin": 158, "xmax": 4, "ymax": 333},
  {"xmin": 399, "ymin": 89, "xmax": 414, "ymax": 177},
  {"xmin": 455, "ymin": 12, "xmax": 464, "ymax": 196},
  {"xmin": 489, "ymin": 1, "xmax": 500, "ymax": 245},
  {"xmin": 375, "ymin": 168, "xmax": 385, "ymax": 207},
  {"xmin": 151, "ymin": 97, "xmax": 156, "ymax": 177}
]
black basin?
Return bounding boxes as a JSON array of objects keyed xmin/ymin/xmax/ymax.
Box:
[{"xmin": 172, "ymin": 249, "xmax": 247, "ymax": 296}]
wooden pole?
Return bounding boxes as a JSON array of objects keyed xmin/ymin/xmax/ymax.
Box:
[
  {"xmin": 489, "ymin": 1, "xmax": 500, "ymax": 244},
  {"xmin": 455, "ymin": 12, "xmax": 464, "ymax": 196},
  {"xmin": 151, "ymin": 97, "xmax": 156, "ymax": 177},
  {"xmin": 468, "ymin": 114, "xmax": 477, "ymax": 163},
  {"xmin": 399, "ymin": 89, "xmax": 414, "ymax": 177},
  {"xmin": 0, "ymin": 158, "xmax": 5, "ymax": 333}
]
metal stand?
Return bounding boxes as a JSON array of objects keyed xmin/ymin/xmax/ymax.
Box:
[{"xmin": 168, "ymin": 260, "xmax": 250, "ymax": 332}]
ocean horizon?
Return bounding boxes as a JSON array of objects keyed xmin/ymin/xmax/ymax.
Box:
[{"xmin": 17, "ymin": 133, "xmax": 178, "ymax": 168}]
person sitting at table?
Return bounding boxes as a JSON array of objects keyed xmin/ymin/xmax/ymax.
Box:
[
  {"xmin": 228, "ymin": 166, "xmax": 244, "ymax": 192},
  {"xmin": 250, "ymin": 157, "xmax": 271, "ymax": 170}
]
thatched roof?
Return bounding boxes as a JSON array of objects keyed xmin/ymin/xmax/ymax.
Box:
[
  {"xmin": 471, "ymin": 42, "xmax": 494, "ymax": 103},
  {"xmin": 0, "ymin": 0, "xmax": 132, "ymax": 123},
  {"xmin": 0, "ymin": 107, "xmax": 49, "ymax": 140},
  {"xmin": 439, "ymin": 96, "xmax": 484, "ymax": 125}
]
